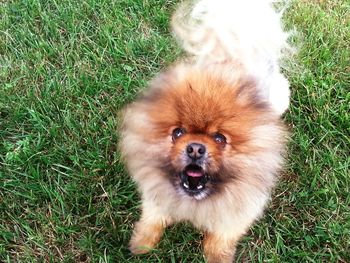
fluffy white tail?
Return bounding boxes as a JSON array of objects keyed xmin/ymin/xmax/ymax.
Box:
[{"xmin": 172, "ymin": 0, "xmax": 291, "ymax": 114}]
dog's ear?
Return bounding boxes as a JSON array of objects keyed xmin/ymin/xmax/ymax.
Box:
[
  {"xmin": 233, "ymin": 78, "xmax": 270, "ymax": 111},
  {"xmin": 138, "ymin": 68, "xmax": 177, "ymax": 104}
]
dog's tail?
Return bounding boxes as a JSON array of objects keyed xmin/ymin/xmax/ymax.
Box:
[
  {"xmin": 172, "ymin": 0, "xmax": 291, "ymax": 114},
  {"xmin": 172, "ymin": 0, "xmax": 289, "ymax": 68}
]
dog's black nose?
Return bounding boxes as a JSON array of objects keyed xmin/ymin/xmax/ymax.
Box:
[{"xmin": 187, "ymin": 143, "xmax": 206, "ymax": 160}]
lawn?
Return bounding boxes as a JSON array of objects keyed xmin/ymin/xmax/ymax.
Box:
[{"xmin": 0, "ymin": 0, "xmax": 349, "ymax": 262}]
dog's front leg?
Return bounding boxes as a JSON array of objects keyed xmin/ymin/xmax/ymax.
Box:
[
  {"xmin": 129, "ymin": 205, "xmax": 172, "ymax": 255},
  {"xmin": 203, "ymin": 231, "xmax": 238, "ymax": 263}
]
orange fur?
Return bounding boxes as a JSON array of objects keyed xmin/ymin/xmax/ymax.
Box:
[
  {"xmin": 129, "ymin": 218, "xmax": 167, "ymax": 254},
  {"xmin": 203, "ymin": 231, "xmax": 238, "ymax": 263}
]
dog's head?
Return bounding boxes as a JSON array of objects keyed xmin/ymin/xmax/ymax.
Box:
[{"xmin": 122, "ymin": 67, "xmax": 285, "ymax": 200}]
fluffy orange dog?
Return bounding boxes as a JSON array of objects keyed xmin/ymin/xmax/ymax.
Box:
[{"xmin": 120, "ymin": 0, "xmax": 290, "ymax": 262}]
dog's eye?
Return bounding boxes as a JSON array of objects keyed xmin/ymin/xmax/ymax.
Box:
[
  {"xmin": 213, "ymin": 133, "xmax": 227, "ymax": 145},
  {"xmin": 172, "ymin": 128, "xmax": 186, "ymax": 141}
]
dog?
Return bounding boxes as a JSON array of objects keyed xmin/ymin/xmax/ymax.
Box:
[{"xmin": 120, "ymin": 0, "xmax": 290, "ymax": 262}]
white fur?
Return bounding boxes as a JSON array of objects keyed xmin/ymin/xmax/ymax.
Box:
[{"xmin": 172, "ymin": 0, "xmax": 291, "ymax": 114}]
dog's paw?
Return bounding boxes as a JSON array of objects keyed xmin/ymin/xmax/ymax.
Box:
[
  {"xmin": 129, "ymin": 220, "xmax": 165, "ymax": 255},
  {"xmin": 203, "ymin": 232, "xmax": 237, "ymax": 263},
  {"xmin": 129, "ymin": 233, "xmax": 158, "ymax": 254}
]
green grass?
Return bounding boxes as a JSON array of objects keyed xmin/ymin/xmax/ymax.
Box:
[{"xmin": 0, "ymin": 0, "xmax": 349, "ymax": 262}]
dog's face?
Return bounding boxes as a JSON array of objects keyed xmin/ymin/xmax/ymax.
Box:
[
  {"xmin": 132, "ymin": 70, "xmax": 280, "ymax": 200},
  {"xmin": 169, "ymin": 125, "xmax": 228, "ymax": 200}
]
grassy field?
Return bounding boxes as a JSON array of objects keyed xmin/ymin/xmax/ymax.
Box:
[{"xmin": 0, "ymin": 0, "xmax": 349, "ymax": 262}]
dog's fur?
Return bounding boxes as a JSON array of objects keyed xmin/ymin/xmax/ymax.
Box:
[{"xmin": 120, "ymin": 0, "xmax": 290, "ymax": 262}]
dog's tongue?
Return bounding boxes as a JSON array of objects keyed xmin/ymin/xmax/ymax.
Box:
[{"xmin": 187, "ymin": 170, "xmax": 202, "ymax": 177}]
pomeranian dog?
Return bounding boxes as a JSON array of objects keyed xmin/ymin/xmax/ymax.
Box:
[{"xmin": 120, "ymin": 0, "xmax": 290, "ymax": 262}]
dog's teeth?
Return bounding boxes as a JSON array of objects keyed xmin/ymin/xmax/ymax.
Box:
[
  {"xmin": 197, "ymin": 184, "xmax": 203, "ymax": 189},
  {"xmin": 183, "ymin": 182, "xmax": 189, "ymax": 188}
]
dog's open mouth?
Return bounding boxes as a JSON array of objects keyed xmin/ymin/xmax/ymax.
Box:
[{"xmin": 180, "ymin": 164, "xmax": 207, "ymax": 194}]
